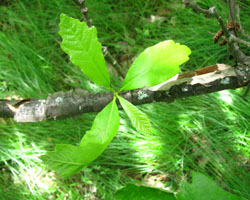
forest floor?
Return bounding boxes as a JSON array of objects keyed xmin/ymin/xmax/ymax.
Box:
[{"xmin": 0, "ymin": 0, "xmax": 249, "ymax": 199}]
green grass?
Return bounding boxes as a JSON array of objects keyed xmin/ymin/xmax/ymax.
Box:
[{"xmin": 0, "ymin": 0, "xmax": 249, "ymax": 199}]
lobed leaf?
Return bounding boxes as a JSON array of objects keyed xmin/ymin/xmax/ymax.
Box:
[
  {"xmin": 177, "ymin": 172, "xmax": 243, "ymax": 200},
  {"xmin": 41, "ymin": 98, "xmax": 119, "ymax": 177},
  {"xmin": 40, "ymin": 144, "xmax": 86, "ymax": 177},
  {"xmin": 59, "ymin": 13, "xmax": 110, "ymax": 88},
  {"xmin": 118, "ymin": 96, "xmax": 152, "ymax": 134},
  {"xmin": 120, "ymin": 40, "xmax": 191, "ymax": 91}
]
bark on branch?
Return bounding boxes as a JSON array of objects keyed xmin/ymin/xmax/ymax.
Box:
[{"xmin": 0, "ymin": 64, "xmax": 248, "ymax": 122}]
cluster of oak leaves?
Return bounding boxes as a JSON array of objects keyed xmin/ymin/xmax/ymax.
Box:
[{"xmin": 41, "ymin": 14, "xmax": 243, "ymax": 200}]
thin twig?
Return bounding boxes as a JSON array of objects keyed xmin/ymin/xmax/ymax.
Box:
[
  {"xmin": 212, "ymin": 7, "xmax": 230, "ymax": 38},
  {"xmin": 236, "ymin": 5, "xmax": 250, "ymax": 40},
  {"xmin": 183, "ymin": 0, "xmax": 249, "ymax": 65},
  {"xmin": 183, "ymin": 0, "xmax": 212, "ymax": 16},
  {"xmin": 229, "ymin": 35, "xmax": 250, "ymax": 47},
  {"xmin": 228, "ymin": 0, "xmax": 238, "ymax": 37},
  {"xmin": 183, "ymin": 1, "xmax": 229, "ymax": 37},
  {"xmin": 103, "ymin": 47, "xmax": 126, "ymax": 78},
  {"xmin": 228, "ymin": 0, "xmax": 235, "ymax": 23},
  {"xmin": 73, "ymin": 0, "xmax": 91, "ymax": 27},
  {"xmin": 73, "ymin": 0, "xmax": 126, "ymax": 79}
]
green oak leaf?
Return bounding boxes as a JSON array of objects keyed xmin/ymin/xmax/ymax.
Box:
[
  {"xmin": 59, "ymin": 13, "xmax": 110, "ymax": 88},
  {"xmin": 118, "ymin": 96, "xmax": 151, "ymax": 134},
  {"xmin": 80, "ymin": 97, "xmax": 120, "ymax": 160},
  {"xmin": 41, "ymin": 98, "xmax": 119, "ymax": 177},
  {"xmin": 115, "ymin": 183, "xmax": 176, "ymax": 200},
  {"xmin": 120, "ymin": 40, "xmax": 191, "ymax": 91},
  {"xmin": 40, "ymin": 144, "xmax": 86, "ymax": 177},
  {"xmin": 177, "ymin": 172, "xmax": 243, "ymax": 200}
]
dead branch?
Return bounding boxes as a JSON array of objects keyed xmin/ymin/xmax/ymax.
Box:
[{"xmin": 0, "ymin": 64, "xmax": 248, "ymax": 122}]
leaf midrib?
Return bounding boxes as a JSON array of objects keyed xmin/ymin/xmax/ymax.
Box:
[
  {"xmin": 103, "ymin": 98, "xmax": 116, "ymax": 143},
  {"xmin": 61, "ymin": 19, "xmax": 109, "ymax": 86}
]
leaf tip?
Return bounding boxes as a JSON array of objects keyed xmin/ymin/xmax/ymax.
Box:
[{"xmin": 60, "ymin": 13, "xmax": 67, "ymax": 21}]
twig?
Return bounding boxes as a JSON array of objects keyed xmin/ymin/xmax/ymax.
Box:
[
  {"xmin": 229, "ymin": 35, "xmax": 250, "ymax": 47},
  {"xmin": 73, "ymin": 0, "xmax": 91, "ymax": 27},
  {"xmin": 183, "ymin": 1, "xmax": 229, "ymax": 37},
  {"xmin": 183, "ymin": 0, "xmax": 249, "ymax": 66},
  {"xmin": 228, "ymin": 0, "xmax": 239, "ymax": 38},
  {"xmin": 103, "ymin": 47, "xmax": 126, "ymax": 78},
  {"xmin": 236, "ymin": 5, "xmax": 250, "ymax": 40},
  {"xmin": 73, "ymin": 0, "xmax": 126, "ymax": 79},
  {"xmin": 183, "ymin": 0, "xmax": 212, "ymax": 16},
  {"xmin": 228, "ymin": 0, "xmax": 235, "ymax": 24}
]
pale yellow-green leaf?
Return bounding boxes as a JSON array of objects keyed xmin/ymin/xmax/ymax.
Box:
[{"xmin": 121, "ymin": 40, "xmax": 191, "ymax": 91}]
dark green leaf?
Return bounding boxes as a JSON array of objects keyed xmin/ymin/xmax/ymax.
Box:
[
  {"xmin": 115, "ymin": 183, "xmax": 176, "ymax": 200},
  {"xmin": 177, "ymin": 172, "xmax": 244, "ymax": 200}
]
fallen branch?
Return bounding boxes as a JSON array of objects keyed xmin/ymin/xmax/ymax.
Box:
[{"xmin": 1, "ymin": 64, "xmax": 248, "ymax": 122}]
